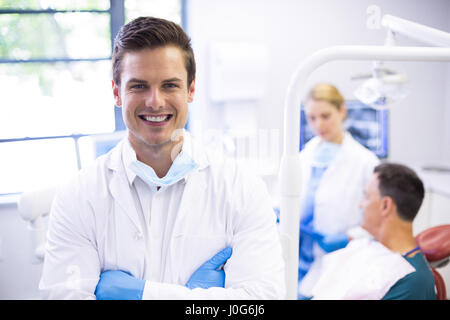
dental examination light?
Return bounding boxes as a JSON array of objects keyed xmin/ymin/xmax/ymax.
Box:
[
  {"xmin": 354, "ymin": 15, "xmax": 450, "ymax": 109},
  {"xmin": 352, "ymin": 60, "xmax": 409, "ymax": 109},
  {"xmin": 279, "ymin": 15, "xmax": 450, "ymax": 299}
]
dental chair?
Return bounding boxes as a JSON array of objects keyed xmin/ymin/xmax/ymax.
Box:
[
  {"xmin": 17, "ymin": 185, "xmax": 57, "ymax": 262},
  {"xmin": 415, "ymin": 224, "xmax": 450, "ymax": 300}
]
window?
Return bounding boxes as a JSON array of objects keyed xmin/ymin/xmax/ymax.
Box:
[{"xmin": 0, "ymin": 0, "xmax": 182, "ymax": 195}]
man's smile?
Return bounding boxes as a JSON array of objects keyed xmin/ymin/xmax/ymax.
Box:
[{"xmin": 138, "ymin": 114, "xmax": 173, "ymax": 126}]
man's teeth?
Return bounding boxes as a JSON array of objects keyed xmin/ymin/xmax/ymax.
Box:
[{"xmin": 143, "ymin": 115, "xmax": 169, "ymax": 122}]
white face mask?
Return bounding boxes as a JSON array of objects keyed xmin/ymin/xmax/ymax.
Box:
[{"xmin": 129, "ymin": 150, "xmax": 198, "ymax": 187}]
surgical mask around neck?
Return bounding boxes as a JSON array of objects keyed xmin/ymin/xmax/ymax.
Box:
[
  {"xmin": 129, "ymin": 150, "xmax": 198, "ymax": 188},
  {"xmin": 312, "ymin": 141, "xmax": 341, "ymax": 168}
]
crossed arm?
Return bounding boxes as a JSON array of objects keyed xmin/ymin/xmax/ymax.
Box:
[
  {"xmin": 40, "ymin": 169, "xmax": 285, "ymax": 299},
  {"xmin": 95, "ymin": 247, "xmax": 233, "ymax": 300}
]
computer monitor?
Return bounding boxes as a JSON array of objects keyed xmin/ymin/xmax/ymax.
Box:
[{"xmin": 299, "ymin": 100, "xmax": 388, "ymax": 158}]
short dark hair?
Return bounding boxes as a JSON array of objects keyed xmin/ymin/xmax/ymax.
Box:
[
  {"xmin": 112, "ymin": 16, "xmax": 196, "ymax": 87},
  {"xmin": 374, "ymin": 163, "xmax": 425, "ymax": 222}
]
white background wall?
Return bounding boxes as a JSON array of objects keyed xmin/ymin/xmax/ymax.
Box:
[
  {"xmin": 445, "ymin": 9, "xmax": 450, "ymax": 161},
  {"xmin": 0, "ymin": 0, "xmax": 449, "ymax": 299}
]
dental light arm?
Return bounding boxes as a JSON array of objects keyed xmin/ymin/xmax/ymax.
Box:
[
  {"xmin": 381, "ymin": 15, "xmax": 450, "ymax": 48},
  {"xmin": 280, "ymin": 44, "xmax": 450, "ymax": 299}
]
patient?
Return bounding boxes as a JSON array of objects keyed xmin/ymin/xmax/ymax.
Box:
[{"xmin": 310, "ymin": 162, "xmax": 436, "ymax": 300}]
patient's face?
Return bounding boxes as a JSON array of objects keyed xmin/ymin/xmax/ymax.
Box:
[{"xmin": 360, "ymin": 174, "xmax": 383, "ymax": 239}]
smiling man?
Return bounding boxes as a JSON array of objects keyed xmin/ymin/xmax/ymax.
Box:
[
  {"xmin": 39, "ymin": 17, "xmax": 285, "ymax": 300},
  {"xmin": 114, "ymin": 45, "xmax": 194, "ymax": 177}
]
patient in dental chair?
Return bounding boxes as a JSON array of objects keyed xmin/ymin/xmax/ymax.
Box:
[{"xmin": 310, "ymin": 162, "xmax": 436, "ymax": 300}]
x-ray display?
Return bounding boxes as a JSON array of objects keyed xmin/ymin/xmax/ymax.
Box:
[{"xmin": 300, "ymin": 100, "xmax": 388, "ymax": 158}]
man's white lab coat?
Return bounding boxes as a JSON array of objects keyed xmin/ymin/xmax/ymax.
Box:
[{"xmin": 39, "ymin": 134, "xmax": 285, "ymax": 299}]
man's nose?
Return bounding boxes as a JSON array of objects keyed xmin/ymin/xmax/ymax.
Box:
[{"xmin": 145, "ymin": 87, "xmax": 163, "ymax": 108}]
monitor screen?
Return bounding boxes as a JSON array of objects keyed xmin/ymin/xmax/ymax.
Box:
[{"xmin": 299, "ymin": 100, "xmax": 388, "ymax": 158}]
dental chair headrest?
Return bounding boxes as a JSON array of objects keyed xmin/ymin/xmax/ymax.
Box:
[
  {"xmin": 415, "ymin": 225, "xmax": 450, "ymax": 262},
  {"xmin": 17, "ymin": 186, "xmax": 57, "ymax": 222}
]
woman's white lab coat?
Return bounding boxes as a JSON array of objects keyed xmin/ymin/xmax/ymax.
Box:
[
  {"xmin": 298, "ymin": 132, "xmax": 379, "ymax": 296},
  {"xmin": 39, "ymin": 137, "xmax": 285, "ymax": 299}
]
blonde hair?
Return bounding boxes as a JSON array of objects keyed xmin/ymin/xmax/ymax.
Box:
[{"xmin": 306, "ymin": 83, "xmax": 345, "ymax": 110}]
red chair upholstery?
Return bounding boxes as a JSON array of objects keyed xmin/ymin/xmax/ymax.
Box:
[{"xmin": 415, "ymin": 224, "xmax": 450, "ymax": 300}]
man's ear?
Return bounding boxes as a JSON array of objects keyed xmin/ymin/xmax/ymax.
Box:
[
  {"xmin": 112, "ymin": 80, "xmax": 122, "ymax": 107},
  {"xmin": 187, "ymin": 78, "xmax": 196, "ymax": 103},
  {"xmin": 380, "ymin": 196, "xmax": 394, "ymax": 217}
]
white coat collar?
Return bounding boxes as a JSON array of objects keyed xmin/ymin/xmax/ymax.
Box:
[
  {"xmin": 107, "ymin": 130, "xmax": 210, "ymax": 186},
  {"xmin": 304, "ymin": 131, "xmax": 354, "ymax": 152},
  {"xmin": 105, "ymin": 130, "xmax": 211, "ymax": 243}
]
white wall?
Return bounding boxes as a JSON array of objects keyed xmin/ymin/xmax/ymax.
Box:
[
  {"xmin": 444, "ymin": 5, "xmax": 450, "ymax": 161},
  {"xmin": 187, "ymin": 0, "xmax": 450, "ymax": 171},
  {"xmin": 446, "ymin": 63, "xmax": 450, "ymax": 161}
]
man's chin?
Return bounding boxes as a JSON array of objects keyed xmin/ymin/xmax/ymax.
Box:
[
  {"xmin": 143, "ymin": 137, "xmax": 173, "ymax": 148},
  {"xmin": 128, "ymin": 132, "xmax": 170, "ymax": 148},
  {"xmin": 128, "ymin": 127, "xmax": 185, "ymax": 151}
]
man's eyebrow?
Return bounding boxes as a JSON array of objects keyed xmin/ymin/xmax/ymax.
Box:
[
  {"xmin": 162, "ymin": 77, "xmax": 183, "ymax": 83},
  {"xmin": 126, "ymin": 78, "xmax": 183, "ymax": 85},
  {"xmin": 126, "ymin": 78, "xmax": 147, "ymax": 85}
]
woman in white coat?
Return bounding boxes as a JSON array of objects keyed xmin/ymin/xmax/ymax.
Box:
[{"xmin": 297, "ymin": 83, "xmax": 379, "ymax": 299}]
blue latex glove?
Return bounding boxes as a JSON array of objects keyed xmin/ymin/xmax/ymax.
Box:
[
  {"xmin": 300, "ymin": 226, "xmax": 348, "ymax": 253},
  {"xmin": 186, "ymin": 247, "xmax": 233, "ymax": 289},
  {"xmin": 315, "ymin": 233, "xmax": 349, "ymax": 253},
  {"xmin": 273, "ymin": 206, "xmax": 280, "ymax": 224},
  {"xmin": 300, "ymin": 225, "xmax": 324, "ymax": 240},
  {"xmin": 95, "ymin": 270, "xmax": 146, "ymax": 300}
]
